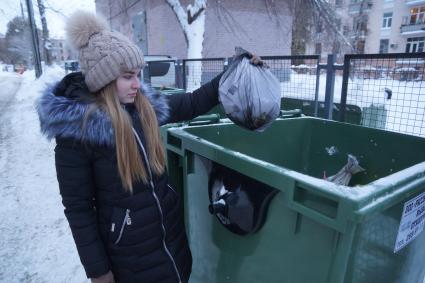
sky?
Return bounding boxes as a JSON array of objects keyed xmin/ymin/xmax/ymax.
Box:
[{"xmin": 0, "ymin": 0, "xmax": 95, "ymax": 39}]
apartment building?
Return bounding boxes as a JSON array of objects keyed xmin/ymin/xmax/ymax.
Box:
[{"xmin": 308, "ymin": 0, "xmax": 425, "ymax": 57}]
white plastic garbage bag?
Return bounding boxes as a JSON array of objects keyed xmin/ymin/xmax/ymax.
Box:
[
  {"xmin": 219, "ymin": 48, "xmax": 281, "ymax": 132},
  {"xmin": 327, "ymin": 154, "xmax": 365, "ymax": 186}
]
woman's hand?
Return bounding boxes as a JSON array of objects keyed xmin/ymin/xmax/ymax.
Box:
[
  {"xmin": 91, "ymin": 270, "xmax": 115, "ymax": 283},
  {"xmin": 247, "ymin": 53, "xmax": 266, "ymax": 67}
]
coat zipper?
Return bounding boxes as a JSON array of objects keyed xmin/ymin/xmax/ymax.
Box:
[
  {"xmin": 167, "ymin": 184, "xmax": 178, "ymax": 195},
  {"xmin": 132, "ymin": 128, "xmax": 182, "ymax": 283},
  {"xmin": 114, "ymin": 208, "xmax": 131, "ymax": 245}
]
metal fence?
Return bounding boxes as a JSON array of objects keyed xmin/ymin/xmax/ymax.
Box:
[
  {"xmin": 262, "ymin": 55, "xmax": 320, "ymax": 100},
  {"xmin": 182, "ymin": 58, "xmax": 225, "ymax": 92},
  {"xmin": 339, "ymin": 53, "xmax": 425, "ymax": 137},
  {"xmin": 142, "ymin": 52, "xmax": 425, "ymax": 138}
]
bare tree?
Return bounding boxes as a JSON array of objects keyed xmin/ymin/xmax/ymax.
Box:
[
  {"xmin": 166, "ymin": 0, "xmax": 207, "ymax": 90},
  {"xmin": 351, "ymin": 0, "xmax": 370, "ymax": 54},
  {"xmin": 3, "ymin": 17, "xmax": 33, "ymax": 65},
  {"xmin": 291, "ymin": 0, "xmax": 354, "ymax": 56},
  {"xmin": 213, "ymin": 0, "xmax": 249, "ymax": 43},
  {"xmin": 165, "ymin": 0, "xmax": 207, "ymax": 59},
  {"xmin": 36, "ymin": 0, "xmax": 52, "ymax": 65}
]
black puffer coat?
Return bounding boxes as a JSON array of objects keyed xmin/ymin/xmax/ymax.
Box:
[{"xmin": 36, "ymin": 72, "xmax": 220, "ymax": 283}]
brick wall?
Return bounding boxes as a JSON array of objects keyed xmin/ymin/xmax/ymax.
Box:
[{"xmin": 96, "ymin": 0, "xmax": 293, "ymax": 58}]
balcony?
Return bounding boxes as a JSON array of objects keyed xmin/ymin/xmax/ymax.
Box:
[
  {"xmin": 405, "ymin": 0, "xmax": 425, "ymax": 7},
  {"xmin": 347, "ymin": 30, "xmax": 368, "ymax": 39},
  {"xmin": 400, "ymin": 23, "xmax": 425, "ymax": 35},
  {"xmin": 348, "ymin": 1, "xmax": 373, "ymax": 14}
]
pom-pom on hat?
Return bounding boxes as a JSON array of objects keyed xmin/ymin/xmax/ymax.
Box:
[{"xmin": 65, "ymin": 11, "xmax": 144, "ymax": 92}]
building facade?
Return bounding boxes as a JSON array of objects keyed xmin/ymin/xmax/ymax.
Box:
[
  {"xmin": 95, "ymin": 0, "xmax": 293, "ymax": 58},
  {"xmin": 307, "ymin": 0, "xmax": 425, "ymax": 58}
]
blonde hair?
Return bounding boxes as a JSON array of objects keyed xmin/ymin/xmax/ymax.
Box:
[{"xmin": 91, "ymin": 83, "xmax": 165, "ymax": 192}]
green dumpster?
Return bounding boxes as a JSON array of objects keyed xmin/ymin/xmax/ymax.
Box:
[
  {"xmin": 154, "ymin": 86, "xmax": 185, "ymax": 95},
  {"xmin": 163, "ymin": 117, "xmax": 425, "ymax": 283},
  {"xmin": 206, "ymin": 97, "xmax": 363, "ymax": 125}
]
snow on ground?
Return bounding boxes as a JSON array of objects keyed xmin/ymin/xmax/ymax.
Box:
[
  {"xmin": 0, "ymin": 67, "xmax": 87, "ymax": 282},
  {"xmin": 0, "ymin": 72, "xmax": 23, "ymax": 117}
]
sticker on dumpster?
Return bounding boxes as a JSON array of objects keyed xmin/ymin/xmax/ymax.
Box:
[{"xmin": 394, "ymin": 191, "xmax": 425, "ymax": 253}]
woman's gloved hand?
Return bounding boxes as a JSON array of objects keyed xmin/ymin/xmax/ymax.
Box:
[
  {"xmin": 91, "ymin": 270, "xmax": 115, "ymax": 283},
  {"xmin": 246, "ymin": 52, "xmax": 267, "ymax": 67}
]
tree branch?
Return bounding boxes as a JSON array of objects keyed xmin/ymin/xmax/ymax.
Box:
[
  {"xmin": 187, "ymin": 7, "xmax": 205, "ymax": 24},
  {"xmin": 311, "ymin": 0, "xmax": 354, "ymax": 51},
  {"xmin": 165, "ymin": 0, "xmax": 189, "ymax": 43}
]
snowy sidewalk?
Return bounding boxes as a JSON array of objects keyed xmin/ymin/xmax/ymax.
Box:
[
  {"xmin": 0, "ymin": 68, "xmax": 87, "ymax": 283},
  {"xmin": 0, "ymin": 72, "xmax": 23, "ymax": 118}
]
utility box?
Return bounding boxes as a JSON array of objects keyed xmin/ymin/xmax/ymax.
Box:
[{"xmin": 362, "ymin": 103, "xmax": 387, "ymax": 129}]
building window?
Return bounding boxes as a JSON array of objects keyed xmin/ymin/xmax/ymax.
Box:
[
  {"xmin": 315, "ymin": 43, "xmax": 322, "ymax": 55},
  {"xmin": 405, "ymin": 37, "xmax": 425, "ymax": 53},
  {"xmin": 402, "ymin": 16, "xmax": 409, "ymax": 25},
  {"xmin": 409, "ymin": 7, "xmax": 425, "ymax": 25},
  {"xmin": 382, "ymin": 12, "xmax": 392, "ymax": 28},
  {"xmin": 356, "ymin": 40, "xmax": 365, "ymax": 54},
  {"xmin": 336, "ymin": 19, "xmax": 342, "ymax": 31},
  {"xmin": 317, "ymin": 21, "xmax": 323, "ymax": 33},
  {"xmin": 333, "ymin": 41, "xmax": 341, "ymax": 53},
  {"xmin": 353, "ymin": 15, "xmax": 368, "ymax": 33},
  {"xmin": 343, "ymin": 25, "xmax": 350, "ymax": 35},
  {"xmin": 379, "ymin": 39, "xmax": 389, "ymax": 53}
]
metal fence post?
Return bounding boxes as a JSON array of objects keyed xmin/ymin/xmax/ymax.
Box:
[
  {"xmin": 324, "ymin": 54, "xmax": 336, "ymax": 120},
  {"xmin": 175, "ymin": 59, "xmax": 184, "ymax": 89},
  {"xmin": 314, "ymin": 60, "xmax": 321, "ymax": 117},
  {"xmin": 182, "ymin": 60, "xmax": 187, "ymax": 91},
  {"xmin": 339, "ymin": 55, "xmax": 351, "ymax": 122},
  {"xmin": 223, "ymin": 58, "xmax": 229, "ymax": 72},
  {"xmin": 143, "ymin": 62, "xmax": 151, "ymax": 84},
  {"xmin": 224, "ymin": 57, "xmax": 234, "ymax": 71}
]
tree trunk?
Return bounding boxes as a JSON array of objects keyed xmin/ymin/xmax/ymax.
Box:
[
  {"xmin": 36, "ymin": 0, "xmax": 52, "ymax": 65},
  {"xmin": 166, "ymin": 0, "xmax": 207, "ymax": 91}
]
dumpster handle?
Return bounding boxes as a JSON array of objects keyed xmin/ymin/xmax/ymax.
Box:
[
  {"xmin": 288, "ymin": 184, "xmax": 345, "ymax": 232},
  {"xmin": 279, "ymin": 109, "xmax": 302, "ymax": 118},
  {"xmin": 188, "ymin": 114, "xmax": 221, "ymax": 126}
]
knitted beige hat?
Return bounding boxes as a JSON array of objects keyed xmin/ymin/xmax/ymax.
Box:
[{"xmin": 65, "ymin": 11, "xmax": 144, "ymax": 92}]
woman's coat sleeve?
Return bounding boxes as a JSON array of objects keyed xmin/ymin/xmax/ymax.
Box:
[
  {"xmin": 54, "ymin": 138, "xmax": 110, "ymax": 278},
  {"xmin": 165, "ymin": 73, "xmax": 222, "ymax": 123}
]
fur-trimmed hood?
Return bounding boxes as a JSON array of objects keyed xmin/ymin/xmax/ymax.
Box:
[{"xmin": 36, "ymin": 72, "xmax": 169, "ymax": 147}]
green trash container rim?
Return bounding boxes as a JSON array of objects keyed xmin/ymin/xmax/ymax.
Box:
[{"xmin": 165, "ymin": 116, "xmax": 425, "ymax": 231}]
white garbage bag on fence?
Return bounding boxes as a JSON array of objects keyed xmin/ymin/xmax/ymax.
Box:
[{"xmin": 218, "ymin": 47, "xmax": 281, "ymax": 132}]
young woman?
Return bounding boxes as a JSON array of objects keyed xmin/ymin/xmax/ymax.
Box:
[{"xmin": 37, "ymin": 11, "xmax": 262, "ymax": 283}]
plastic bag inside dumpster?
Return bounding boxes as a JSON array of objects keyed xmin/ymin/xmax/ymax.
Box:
[
  {"xmin": 208, "ymin": 163, "xmax": 278, "ymax": 235},
  {"xmin": 218, "ymin": 47, "xmax": 281, "ymax": 132},
  {"xmin": 326, "ymin": 154, "xmax": 365, "ymax": 186}
]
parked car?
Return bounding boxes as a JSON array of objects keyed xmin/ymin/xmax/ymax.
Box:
[
  {"xmin": 64, "ymin": 60, "xmax": 79, "ymax": 74},
  {"xmin": 1, "ymin": 64, "xmax": 14, "ymax": 73},
  {"xmin": 142, "ymin": 55, "xmax": 177, "ymax": 88}
]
